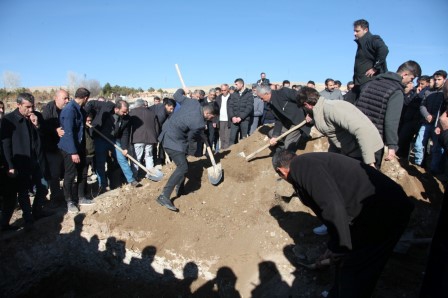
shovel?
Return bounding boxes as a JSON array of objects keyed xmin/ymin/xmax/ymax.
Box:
[
  {"xmin": 243, "ymin": 120, "xmax": 307, "ymax": 161},
  {"xmin": 86, "ymin": 123, "xmax": 161, "ymax": 179},
  {"xmin": 205, "ymin": 141, "xmax": 223, "ymax": 185},
  {"xmin": 175, "ymin": 63, "xmax": 223, "ymax": 185}
]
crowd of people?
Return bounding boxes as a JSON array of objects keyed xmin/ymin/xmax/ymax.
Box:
[{"xmin": 0, "ymin": 18, "xmax": 447, "ymax": 297}]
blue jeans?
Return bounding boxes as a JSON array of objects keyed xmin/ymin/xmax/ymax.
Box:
[
  {"xmin": 133, "ymin": 143, "xmax": 154, "ymax": 174},
  {"xmin": 95, "ymin": 137, "xmax": 135, "ymax": 187},
  {"xmin": 414, "ymin": 123, "xmax": 445, "ymax": 172}
]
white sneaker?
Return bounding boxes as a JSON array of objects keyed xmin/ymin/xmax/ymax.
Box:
[{"xmin": 313, "ymin": 224, "xmax": 328, "ymax": 236}]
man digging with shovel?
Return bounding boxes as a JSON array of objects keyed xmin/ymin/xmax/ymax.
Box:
[
  {"xmin": 273, "ymin": 149, "xmax": 413, "ymax": 297},
  {"xmin": 255, "ymin": 84, "xmax": 311, "ymax": 153},
  {"xmin": 156, "ymin": 88, "xmax": 218, "ymax": 212}
]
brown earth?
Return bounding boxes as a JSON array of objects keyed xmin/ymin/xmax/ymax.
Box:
[{"xmin": 0, "ymin": 126, "xmax": 445, "ymax": 297}]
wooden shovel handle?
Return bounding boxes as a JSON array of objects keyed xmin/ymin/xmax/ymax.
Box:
[
  {"xmin": 86, "ymin": 122, "xmax": 156, "ymax": 176},
  {"xmin": 245, "ymin": 120, "xmax": 307, "ymax": 160}
]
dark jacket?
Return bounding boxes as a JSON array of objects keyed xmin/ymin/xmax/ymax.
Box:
[
  {"xmin": 269, "ymin": 88, "xmax": 311, "ymax": 137},
  {"xmin": 420, "ymin": 88, "xmax": 446, "ymax": 124},
  {"xmin": 149, "ymin": 103, "xmax": 169, "ymax": 134},
  {"xmin": 257, "ymin": 78, "xmax": 270, "ymax": 86},
  {"xmin": 227, "ymin": 88, "xmax": 254, "ymax": 122},
  {"xmin": 42, "ymin": 100, "xmax": 62, "ymax": 152},
  {"xmin": 354, "ymin": 31, "xmax": 389, "ymax": 86},
  {"xmin": 400, "ymin": 87, "xmax": 426, "ymax": 125},
  {"xmin": 112, "ymin": 114, "xmax": 131, "ymax": 150},
  {"xmin": 84, "ymin": 100, "xmax": 116, "ymax": 139},
  {"xmin": 0, "ymin": 109, "xmax": 48, "ymax": 177},
  {"xmin": 356, "ymin": 72, "xmax": 403, "ymax": 150},
  {"xmin": 158, "ymin": 89, "xmax": 206, "ymax": 153},
  {"xmin": 215, "ymin": 94, "xmax": 231, "ymax": 128},
  {"xmin": 58, "ymin": 100, "xmax": 86, "ymax": 154},
  {"xmin": 288, "ymin": 152, "xmax": 412, "ymax": 252},
  {"xmin": 130, "ymin": 106, "xmax": 158, "ymax": 144}
]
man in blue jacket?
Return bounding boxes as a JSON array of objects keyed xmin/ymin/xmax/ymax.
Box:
[
  {"xmin": 156, "ymin": 88, "xmax": 217, "ymax": 211},
  {"xmin": 58, "ymin": 88, "xmax": 91, "ymax": 213}
]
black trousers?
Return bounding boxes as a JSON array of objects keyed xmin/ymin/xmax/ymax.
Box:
[
  {"xmin": 229, "ymin": 119, "xmax": 249, "ymax": 145},
  {"xmin": 397, "ymin": 120, "xmax": 420, "ymax": 158},
  {"xmin": 161, "ymin": 148, "xmax": 188, "ymax": 199},
  {"xmin": 329, "ymin": 195, "xmax": 413, "ymax": 298},
  {"xmin": 61, "ymin": 150, "xmax": 85, "ymax": 203},
  {"xmin": 45, "ymin": 149, "xmax": 64, "ymax": 198}
]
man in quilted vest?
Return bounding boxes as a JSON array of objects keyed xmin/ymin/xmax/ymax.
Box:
[{"xmin": 356, "ymin": 60, "xmax": 421, "ymax": 168}]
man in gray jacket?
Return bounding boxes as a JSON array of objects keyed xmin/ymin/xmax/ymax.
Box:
[
  {"xmin": 156, "ymin": 88, "xmax": 218, "ymax": 211},
  {"xmin": 298, "ymin": 87, "xmax": 383, "ymax": 167}
]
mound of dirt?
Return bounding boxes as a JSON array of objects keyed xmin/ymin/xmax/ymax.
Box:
[{"xmin": 0, "ymin": 126, "xmax": 445, "ymax": 297}]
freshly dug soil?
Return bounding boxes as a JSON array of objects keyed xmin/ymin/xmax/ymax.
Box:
[{"xmin": 0, "ymin": 126, "xmax": 444, "ymax": 297}]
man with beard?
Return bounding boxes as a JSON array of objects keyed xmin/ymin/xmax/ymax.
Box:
[
  {"xmin": 356, "ymin": 60, "xmax": 421, "ymax": 168},
  {"xmin": 228, "ymin": 78, "xmax": 253, "ymax": 145}
]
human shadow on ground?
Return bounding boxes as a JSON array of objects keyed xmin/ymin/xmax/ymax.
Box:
[{"xmin": 0, "ymin": 211, "xmax": 244, "ymax": 297}]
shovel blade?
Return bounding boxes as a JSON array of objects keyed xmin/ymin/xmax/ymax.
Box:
[{"xmin": 207, "ymin": 163, "xmax": 222, "ymax": 185}]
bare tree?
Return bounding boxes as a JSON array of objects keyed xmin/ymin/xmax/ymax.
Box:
[
  {"xmin": 67, "ymin": 71, "xmax": 101, "ymax": 97},
  {"xmin": 67, "ymin": 71, "xmax": 80, "ymax": 94},
  {"xmin": 2, "ymin": 71, "xmax": 21, "ymax": 91}
]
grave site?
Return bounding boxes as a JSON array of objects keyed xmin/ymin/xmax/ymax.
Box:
[{"xmin": 0, "ymin": 126, "xmax": 444, "ymax": 297}]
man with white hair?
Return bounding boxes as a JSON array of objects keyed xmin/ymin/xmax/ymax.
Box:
[{"xmin": 129, "ymin": 99, "xmax": 162, "ymax": 181}]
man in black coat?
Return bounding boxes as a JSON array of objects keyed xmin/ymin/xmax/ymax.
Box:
[
  {"xmin": 228, "ymin": 78, "xmax": 254, "ymax": 145},
  {"xmin": 256, "ymin": 84, "xmax": 311, "ymax": 152},
  {"xmin": 42, "ymin": 89, "xmax": 69, "ymax": 200},
  {"xmin": 0, "ymin": 93, "xmax": 49, "ymax": 230},
  {"xmin": 156, "ymin": 88, "xmax": 217, "ymax": 212},
  {"xmin": 346, "ymin": 19, "xmax": 389, "ymax": 104},
  {"xmin": 85, "ymin": 99, "xmax": 139, "ymax": 193},
  {"xmin": 273, "ymin": 150, "xmax": 413, "ymax": 298},
  {"xmin": 149, "ymin": 97, "xmax": 176, "ymax": 166}
]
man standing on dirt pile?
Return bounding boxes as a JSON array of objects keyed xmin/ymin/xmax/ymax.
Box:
[
  {"xmin": 256, "ymin": 84, "xmax": 311, "ymax": 152},
  {"xmin": 155, "ymin": 88, "xmax": 218, "ymax": 212},
  {"xmin": 273, "ymin": 149, "xmax": 413, "ymax": 298},
  {"xmin": 345, "ymin": 19, "xmax": 389, "ymax": 104}
]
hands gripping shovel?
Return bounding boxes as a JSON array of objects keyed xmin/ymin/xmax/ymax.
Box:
[{"xmin": 175, "ymin": 64, "xmax": 223, "ymax": 185}]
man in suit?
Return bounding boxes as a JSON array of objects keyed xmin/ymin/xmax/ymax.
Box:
[{"xmin": 156, "ymin": 88, "xmax": 217, "ymax": 212}]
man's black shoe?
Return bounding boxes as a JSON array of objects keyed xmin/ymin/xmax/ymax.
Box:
[
  {"xmin": 130, "ymin": 181, "xmax": 142, "ymax": 188},
  {"xmin": 156, "ymin": 195, "xmax": 178, "ymax": 212}
]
